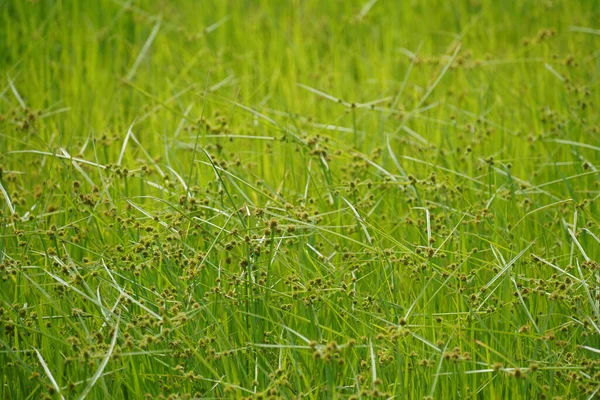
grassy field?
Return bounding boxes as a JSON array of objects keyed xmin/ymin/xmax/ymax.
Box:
[{"xmin": 1, "ymin": 0, "xmax": 600, "ymax": 398}]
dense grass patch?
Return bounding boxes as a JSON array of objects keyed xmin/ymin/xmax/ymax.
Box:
[{"xmin": 1, "ymin": 0, "xmax": 600, "ymax": 398}]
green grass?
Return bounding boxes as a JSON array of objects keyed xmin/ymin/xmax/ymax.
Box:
[{"xmin": 1, "ymin": 0, "xmax": 600, "ymax": 398}]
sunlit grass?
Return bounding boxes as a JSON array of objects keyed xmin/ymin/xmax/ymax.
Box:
[{"xmin": 1, "ymin": 0, "xmax": 599, "ymax": 399}]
